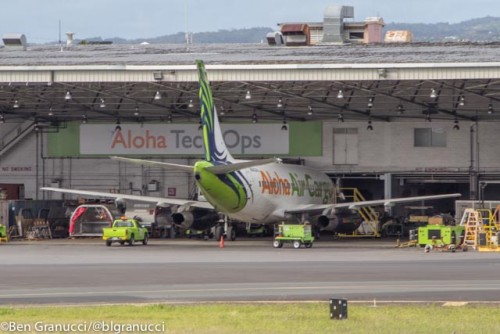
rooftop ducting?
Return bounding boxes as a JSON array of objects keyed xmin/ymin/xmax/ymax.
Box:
[
  {"xmin": 281, "ymin": 24, "xmax": 310, "ymax": 46},
  {"xmin": 2, "ymin": 33, "xmax": 27, "ymax": 51},
  {"xmin": 321, "ymin": 5, "xmax": 354, "ymax": 44},
  {"xmin": 266, "ymin": 31, "xmax": 284, "ymax": 46}
]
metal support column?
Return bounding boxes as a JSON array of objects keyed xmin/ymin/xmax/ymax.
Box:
[{"xmin": 383, "ymin": 173, "xmax": 393, "ymax": 215}]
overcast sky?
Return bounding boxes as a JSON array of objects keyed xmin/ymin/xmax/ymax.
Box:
[{"xmin": 1, "ymin": 0, "xmax": 498, "ymax": 43}]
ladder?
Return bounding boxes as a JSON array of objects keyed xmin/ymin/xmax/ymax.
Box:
[{"xmin": 461, "ymin": 209, "xmax": 482, "ymax": 250}]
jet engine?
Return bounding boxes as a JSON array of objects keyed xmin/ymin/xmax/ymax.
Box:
[
  {"xmin": 315, "ymin": 209, "xmax": 363, "ymax": 234},
  {"xmin": 114, "ymin": 198, "xmax": 127, "ymax": 214},
  {"xmin": 171, "ymin": 208, "xmax": 220, "ymax": 231}
]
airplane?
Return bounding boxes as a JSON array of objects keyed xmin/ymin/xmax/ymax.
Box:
[{"xmin": 42, "ymin": 60, "xmax": 461, "ymax": 239}]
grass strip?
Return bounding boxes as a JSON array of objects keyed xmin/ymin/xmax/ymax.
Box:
[{"xmin": 1, "ymin": 303, "xmax": 499, "ymax": 334}]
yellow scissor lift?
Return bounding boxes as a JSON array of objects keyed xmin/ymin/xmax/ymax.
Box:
[
  {"xmin": 460, "ymin": 207, "xmax": 500, "ymax": 251},
  {"xmin": 336, "ymin": 188, "xmax": 380, "ymax": 238}
]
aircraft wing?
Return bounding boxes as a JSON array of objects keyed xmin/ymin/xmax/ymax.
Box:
[
  {"xmin": 40, "ymin": 187, "xmax": 214, "ymax": 209},
  {"xmin": 285, "ymin": 193, "xmax": 461, "ymax": 214}
]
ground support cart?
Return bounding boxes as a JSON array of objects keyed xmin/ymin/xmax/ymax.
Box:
[
  {"xmin": 273, "ymin": 224, "xmax": 314, "ymax": 249},
  {"xmin": 0, "ymin": 224, "xmax": 8, "ymax": 243}
]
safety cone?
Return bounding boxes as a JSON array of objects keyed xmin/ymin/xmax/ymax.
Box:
[{"xmin": 219, "ymin": 235, "xmax": 225, "ymax": 248}]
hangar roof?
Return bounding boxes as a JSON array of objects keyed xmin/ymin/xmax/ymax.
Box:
[{"xmin": 1, "ymin": 43, "xmax": 500, "ymax": 127}]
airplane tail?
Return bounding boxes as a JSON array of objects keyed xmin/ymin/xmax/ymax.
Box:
[{"xmin": 196, "ymin": 60, "xmax": 235, "ymax": 164}]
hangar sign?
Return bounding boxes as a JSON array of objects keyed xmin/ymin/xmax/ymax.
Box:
[{"xmin": 80, "ymin": 124, "xmax": 289, "ymax": 155}]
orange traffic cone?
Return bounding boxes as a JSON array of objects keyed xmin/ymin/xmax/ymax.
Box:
[{"xmin": 219, "ymin": 235, "xmax": 225, "ymax": 248}]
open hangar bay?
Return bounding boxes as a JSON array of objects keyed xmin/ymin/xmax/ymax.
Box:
[
  {"xmin": 0, "ymin": 42, "xmax": 500, "ymax": 306},
  {"xmin": 2, "ymin": 42, "xmax": 500, "ymax": 209}
]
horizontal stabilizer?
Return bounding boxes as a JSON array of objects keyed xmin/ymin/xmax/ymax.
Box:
[
  {"xmin": 111, "ymin": 156, "xmax": 193, "ymax": 173},
  {"xmin": 205, "ymin": 158, "xmax": 281, "ymax": 174}
]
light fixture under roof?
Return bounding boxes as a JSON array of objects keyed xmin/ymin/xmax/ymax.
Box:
[
  {"xmin": 277, "ymin": 98, "xmax": 283, "ymax": 108},
  {"xmin": 134, "ymin": 106, "xmax": 140, "ymax": 116},
  {"xmin": 154, "ymin": 91, "xmax": 162, "ymax": 100},
  {"xmin": 252, "ymin": 112, "xmax": 258, "ymax": 123},
  {"xmin": 366, "ymin": 119, "xmax": 373, "ymax": 131},
  {"xmin": 488, "ymin": 103, "xmax": 494, "ymax": 114},
  {"xmin": 100, "ymin": 98, "xmax": 106, "ymax": 108},
  {"xmin": 219, "ymin": 106, "xmax": 225, "ymax": 116},
  {"xmin": 338, "ymin": 113, "xmax": 344, "ymax": 123},
  {"xmin": 397, "ymin": 104, "xmax": 405, "ymax": 114},
  {"xmin": 453, "ymin": 119, "xmax": 460, "ymax": 130},
  {"xmin": 245, "ymin": 90, "xmax": 251, "ymax": 100},
  {"xmin": 430, "ymin": 88, "xmax": 437, "ymax": 99},
  {"xmin": 167, "ymin": 114, "xmax": 173, "ymax": 123},
  {"xmin": 367, "ymin": 97, "xmax": 374, "ymax": 108},
  {"xmin": 188, "ymin": 99, "xmax": 194, "ymax": 108},
  {"xmin": 65, "ymin": 91, "xmax": 72, "ymax": 100},
  {"xmin": 13, "ymin": 100, "xmax": 19, "ymax": 108},
  {"xmin": 281, "ymin": 118, "xmax": 288, "ymax": 131},
  {"xmin": 307, "ymin": 106, "xmax": 313, "ymax": 116},
  {"xmin": 337, "ymin": 89, "xmax": 344, "ymax": 99},
  {"xmin": 48, "ymin": 107, "xmax": 54, "ymax": 116},
  {"xmin": 81, "ymin": 114, "xmax": 88, "ymax": 124},
  {"xmin": 0, "ymin": 114, "xmax": 4, "ymax": 124},
  {"xmin": 459, "ymin": 95, "xmax": 465, "ymax": 106},
  {"xmin": 115, "ymin": 119, "xmax": 121, "ymax": 132}
]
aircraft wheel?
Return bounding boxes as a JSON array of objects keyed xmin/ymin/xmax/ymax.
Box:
[
  {"xmin": 142, "ymin": 234, "xmax": 148, "ymax": 245},
  {"xmin": 229, "ymin": 226, "xmax": 237, "ymax": 241},
  {"xmin": 293, "ymin": 240, "xmax": 301, "ymax": 249},
  {"xmin": 128, "ymin": 235, "xmax": 135, "ymax": 246},
  {"xmin": 119, "ymin": 241, "xmax": 125, "ymax": 245},
  {"xmin": 214, "ymin": 226, "xmax": 223, "ymax": 241},
  {"xmin": 305, "ymin": 243, "xmax": 313, "ymax": 248},
  {"xmin": 106, "ymin": 240, "xmax": 112, "ymax": 247}
]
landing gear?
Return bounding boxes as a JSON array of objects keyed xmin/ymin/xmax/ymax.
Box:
[
  {"xmin": 214, "ymin": 225, "xmax": 223, "ymax": 241},
  {"xmin": 226, "ymin": 225, "xmax": 236, "ymax": 241}
]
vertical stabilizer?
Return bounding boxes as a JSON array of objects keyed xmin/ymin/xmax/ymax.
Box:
[{"xmin": 196, "ymin": 60, "xmax": 235, "ymax": 163}]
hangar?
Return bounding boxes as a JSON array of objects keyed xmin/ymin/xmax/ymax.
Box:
[{"xmin": 1, "ymin": 42, "xmax": 500, "ymax": 216}]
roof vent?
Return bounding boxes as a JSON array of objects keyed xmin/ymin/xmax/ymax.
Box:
[
  {"xmin": 321, "ymin": 5, "xmax": 354, "ymax": 44},
  {"xmin": 266, "ymin": 31, "xmax": 284, "ymax": 46},
  {"xmin": 2, "ymin": 33, "xmax": 27, "ymax": 50}
]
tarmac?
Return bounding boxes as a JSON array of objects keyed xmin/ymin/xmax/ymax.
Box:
[{"xmin": 1, "ymin": 237, "xmax": 499, "ymax": 305}]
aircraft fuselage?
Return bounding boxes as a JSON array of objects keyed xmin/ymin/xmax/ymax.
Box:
[{"xmin": 195, "ymin": 161, "xmax": 335, "ymax": 223}]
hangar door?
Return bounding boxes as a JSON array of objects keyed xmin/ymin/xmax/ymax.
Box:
[{"xmin": 333, "ymin": 128, "xmax": 358, "ymax": 165}]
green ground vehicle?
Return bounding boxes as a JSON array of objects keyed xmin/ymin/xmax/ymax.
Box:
[
  {"xmin": 102, "ymin": 217, "xmax": 148, "ymax": 246},
  {"xmin": 418, "ymin": 224, "xmax": 465, "ymax": 248},
  {"xmin": 0, "ymin": 224, "xmax": 7, "ymax": 242},
  {"xmin": 273, "ymin": 224, "xmax": 314, "ymax": 249}
]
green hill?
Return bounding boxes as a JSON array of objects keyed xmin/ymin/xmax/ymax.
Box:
[{"xmin": 385, "ymin": 16, "xmax": 500, "ymax": 42}]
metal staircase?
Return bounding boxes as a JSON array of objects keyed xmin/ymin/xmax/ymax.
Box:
[
  {"xmin": 461, "ymin": 209, "xmax": 482, "ymax": 250},
  {"xmin": 338, "ymin": 187, "xmax": 380, "ymax": 237}
]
